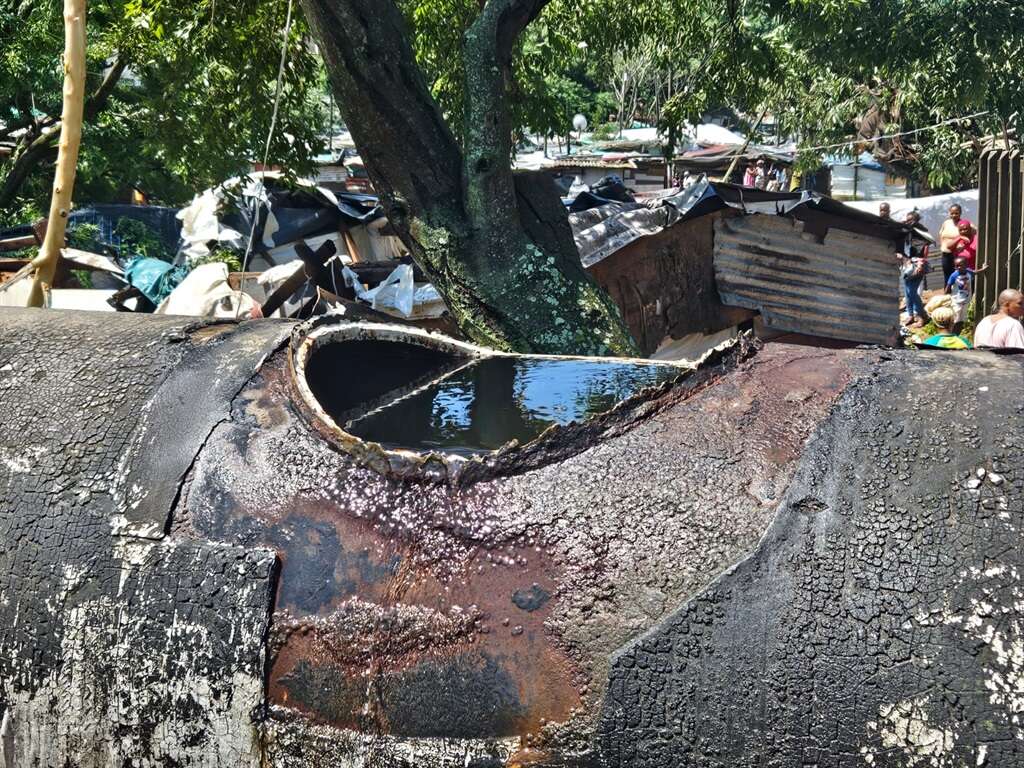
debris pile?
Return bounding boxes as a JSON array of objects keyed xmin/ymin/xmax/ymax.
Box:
[{"xmin": 0, "ymin": 172, "xmax": 454, "ymax": 330}]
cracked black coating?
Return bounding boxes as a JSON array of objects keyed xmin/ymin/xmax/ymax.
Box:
[
  {"xmin": 0, "ymin": 308, "xmax": 288, "ymax": 766},
  {"xmin": 5, "ymin": 308, "xmax": 1022, "ymax": 767},
  {"xmin": 599, "ymin": 351, "xmax": 1024, "ymax": 767}
]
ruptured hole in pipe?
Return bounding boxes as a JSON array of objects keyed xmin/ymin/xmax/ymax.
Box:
[
  {"xmin": 303, "ymin": 338, "xmax": 681, "ymax": 457},
  {"xmin": 304, "ymin": 339, "xmax": 469, "ymax": 427}
]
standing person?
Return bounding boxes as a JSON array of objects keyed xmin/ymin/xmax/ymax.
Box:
[
  {"xmin": 904, "ymin": 209, "xmax": 930, "ymax": 290},
  {"xmin": 945, "ymin": 257, "xmax": 986, "ymax": 334},
  {"xmin": 743, "ymin": 162, "xmax": 757, "ymax": 187},
  {"xmin": 939, "ymin": 204, "xmax": 966, "ymax": 284},
  {"xmin": 905, "ymin": 209, "xmax": 927, "ymax": 245},
  {"xmin": 879, "ymin": 202, "xmax": 891, "ymax": 220},
  {"xmin": 754, "ymin": 160, "xmax": 768, "ymax": 190},
  {"xmin": 952, "ymin": 220, "xmax": 978, "ymax": 269},
  {"xmin": 922, "ymin": 306, "xmax": 972, "ymax": 349},
  {"xmin": 898, "ymin": 245, "xmax": 929, "ymax": 326},
  {"xmin": 974, "ymin": 289, "xmax": 1024, "ymax": 349}
]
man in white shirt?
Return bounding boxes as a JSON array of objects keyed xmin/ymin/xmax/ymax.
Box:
[{"xmin": 975, "ymin": 289, "xmax": 1024, "ymax": 349}]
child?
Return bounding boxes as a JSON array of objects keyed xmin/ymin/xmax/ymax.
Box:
[
  {"xmin": 952, "ymin": 220, "xmax": 978, "ymax": 269},
  {"xmin": 898, "ymin": 245, "xmax": 929, "ymax": 325},
  {"xmin": 945, "ymin": 256, "xmax": 987, "ymax": 333}
]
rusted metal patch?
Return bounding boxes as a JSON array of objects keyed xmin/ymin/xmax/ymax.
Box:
[
  {"xmin": 265, "ymin": 505, "xmax": 581, "ymax": 738},
  {"xmin": 175, "ymin": 330, "xmax": 859, "ymax": 762}
]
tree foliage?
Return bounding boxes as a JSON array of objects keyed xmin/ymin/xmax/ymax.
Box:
[
  {"xmin": 0, "ymin": 0, "xmax": 326, "ymax": 222},
  {"xmin": 400, "ymin": 0, "xmax": 1021, "ymax": 189},
  {"xmin": 3, "ymin": 0, "xmax": 1017, "ymax": 227},
  {"xmin": 766, "ymin": 0, "xmax": 1023, "ymax": 188}
]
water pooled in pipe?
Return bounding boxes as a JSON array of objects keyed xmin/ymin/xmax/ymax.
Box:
[{"xmin": 304, "ymin": 340, "xmax": 679, "ymax": 456}]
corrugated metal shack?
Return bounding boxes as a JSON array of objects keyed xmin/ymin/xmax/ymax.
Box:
[
  {"xmin": 570, "ymin": 178, "xmax": 910, "ymax": 353},
  {"xmin": 715, "ymin": 214, "xmax": 898, "ymax": 344},
  {"xmin": 976, "ymin": 148, "xmax": 1023, "ymax": 313},
  {"xmin": 571, "ymin": 185, "xmax": 753, "ymax": 355}
]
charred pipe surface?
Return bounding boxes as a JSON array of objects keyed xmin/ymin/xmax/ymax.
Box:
[{"xmin": 1, "ymin": 308, "xmax": 1022, "ymax": 767}]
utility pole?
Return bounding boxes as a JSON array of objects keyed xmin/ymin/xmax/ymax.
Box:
[{"xmin": 28, "ymin": 0, "xmax": 87, "ymax": 308}]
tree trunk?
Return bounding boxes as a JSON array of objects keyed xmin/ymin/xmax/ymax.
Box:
[
  {"xmin": 300, "ymin": 0, "xmax": 638, "ymax": 356},
  {"xmin": 27, "ymin": 0, "xmax": 87, "ymax": 308}
]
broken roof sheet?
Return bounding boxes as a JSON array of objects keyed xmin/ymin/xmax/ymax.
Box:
[
  {"xmin": 177, "ymin": 172, "xmax": 385, "ymax": 265},
  {"xmin": 678, "ymin": 146, "xmax": 795, "ymax": 168},
  {"xmin": 570, "ymin": 176, "xmax": 914, "ymax": 269}
]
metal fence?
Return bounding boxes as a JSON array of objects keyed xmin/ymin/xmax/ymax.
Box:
[{"xmin": 977, "ymin": 149, "xmax": 1023, "ymax": 313}]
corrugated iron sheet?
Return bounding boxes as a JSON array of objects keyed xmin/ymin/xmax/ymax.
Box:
[
  {"xmin": 572, "ymin": 204, "xmax": 676, "ymax": 268},
  {"xmin": 713, "ymin": 214, "xmax": 898, "ymax": 345}
]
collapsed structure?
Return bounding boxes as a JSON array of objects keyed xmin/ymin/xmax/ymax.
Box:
[{"xmin": 1, "ymin": 308, "xmax": 1022, "ymax": 766}]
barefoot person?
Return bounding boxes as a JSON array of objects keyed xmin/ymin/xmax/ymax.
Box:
[
  {"xmin": 945, "ymin": 257, "xmax": 986, "ymax": 334},
  {"xmin": 975, "ymin": 289, "xmax": 1024, "ymax": 349}
]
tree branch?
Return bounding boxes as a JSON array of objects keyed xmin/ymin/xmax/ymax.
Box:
[
  {"xmin": 0, "ymin": 56, "xmax": 127, "ymax": 210},
  {"xmin": 85, "ymin": 56, "xmax": 128, "ymax": 122},
  {"xmin": 0, "ymin": 126, "xmax": 60, "ymax": 210}
]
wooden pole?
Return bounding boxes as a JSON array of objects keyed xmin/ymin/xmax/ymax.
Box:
[
  {"xmin": 720, "ymin": 105, "xmax": 770, "ymax": 184},
  {"xmin": 27, "ymin": 0, "xmax": 87, "ymax": 308}
]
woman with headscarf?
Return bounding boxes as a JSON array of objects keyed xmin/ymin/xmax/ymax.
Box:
[
  {"xmin": 939, "ymin": 204, "xmax": 968, "ymax": 284},
  {"xmin": 922, "ymin": 305, "xmax": 972, "ymax": 349}
]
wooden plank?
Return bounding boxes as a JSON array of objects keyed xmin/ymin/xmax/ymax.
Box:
[
  {"xmin": 996, "ymin": 151, "xmax": 1012, "ymax": 298},
  {"xmin": 977, "ymin": 151, "xmax": 998, "ymax": 311},
  {"xmin": 1008, "ymin": 150, "xmax": 1022, "ymax": 292},
  {"xmin": 0, "ymin": 235, "xmax": 37, "ymax": 252}
]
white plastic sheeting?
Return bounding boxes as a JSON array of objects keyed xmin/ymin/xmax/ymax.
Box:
[
  {"xmin": 342, "ymin": 263, "xmax": 445, "ymax": 319},
  {"xmin": 155, "ymin": 262, "xmax": 255, "ymax": 318},
  {"xmin": 846, "ymin": 189, "xmax": 979, "ymax": 243}
]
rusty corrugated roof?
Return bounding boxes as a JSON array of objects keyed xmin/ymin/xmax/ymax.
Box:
[{"xmin": 713, "ymin": 214, "xmax": 899, "ymax": 345}]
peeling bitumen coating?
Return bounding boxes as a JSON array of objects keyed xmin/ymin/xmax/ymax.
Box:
[
  {"xmin": 0, "ymin": 309, "xmax": 288, "ymax": 767},
  {"xmin": 599, "ymin": 351, "xmax": 1024, "ymax": 767},
  {"xmin": 2, "ymin": 308, "xmax": 1024, "ymax": 766}
]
